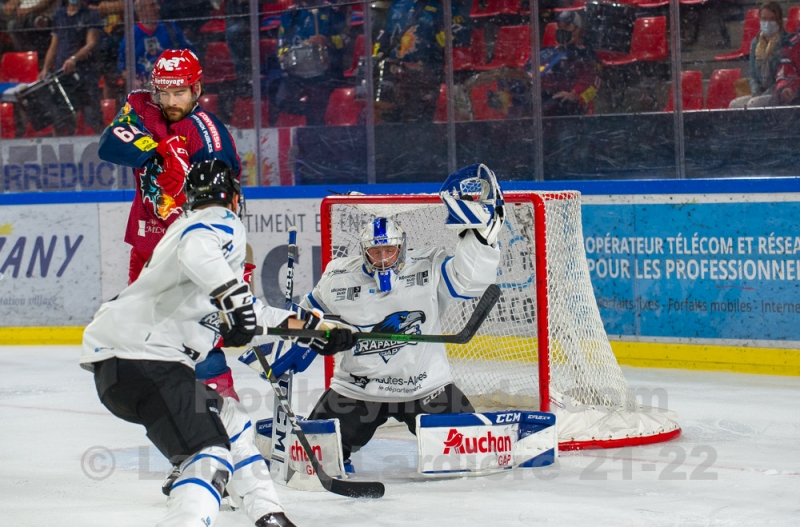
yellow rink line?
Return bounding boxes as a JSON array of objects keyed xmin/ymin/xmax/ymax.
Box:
[{"xmin": 1, "ymin": 327, "xmax": 799, "ymax": 376}]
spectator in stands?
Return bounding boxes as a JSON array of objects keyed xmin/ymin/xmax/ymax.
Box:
[
  {"xmin": 4, "ymin": 0, "xmax": 58, "ymax": 57},
  {"xmin": 371, "ymin": 0, "xmax": 469, "ymax": 123},
  {"xmin": 275, "ymin": 0, "xmax": 348, "ymax": 125},
  {"xmin": 774, "ymin": 30, "xmax": 800, "ymax": 106},
  {"xmin": 38, "ymin": 0, "xmax": 104, "ymax": 134},
  {"xmin": 87, "ymin": 0, "xmax": 124, "ymax": 101},
  {"xmin": 160, "ymin": 0, "xmax": 210, "ymax": 42},
  {"xmin": 225, "ymin": 0, "xmax": 254, "ymax": 96},
  {"xmin": 729, "ymin": 1, "xmax": 785, "ymax": 109},
  {"xmin": 117, "ymin": 0, "xmax": 194, "ymax": 91},
  {"xmin": 539, "ymin": 11, "xmax": 601, "ymax": 116}
]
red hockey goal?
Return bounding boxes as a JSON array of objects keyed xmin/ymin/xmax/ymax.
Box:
[{"xmin": 319, "ymin": 192, "xmax": 680, "ymax": 450}]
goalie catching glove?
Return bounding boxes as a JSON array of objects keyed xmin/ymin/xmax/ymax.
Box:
[
  {"xmin": 294, "ymin": 308, "xmax": 357, "ymax": 356},
  {"xmin": 439, "ymin": 163, "xmax": 505, "ymax": 246},
  {"xmin": 211, "ymin": 280, "xmax": 258, "ymax": 347}
]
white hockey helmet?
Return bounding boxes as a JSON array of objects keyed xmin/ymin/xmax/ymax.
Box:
[{"xmin": 360, "ymin": 217, "xmax": 406, "ymax": 293}]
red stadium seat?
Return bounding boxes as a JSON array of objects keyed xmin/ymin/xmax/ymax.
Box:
[
  {"xmin": 198, "ymin": 94, "xmax": 219, "ymax": 115},
  {"xmin": 715, "ymin": 9, "xmax": 759, "ymax": 61},
  {"xmin": 664, "ymin": 70, "xmax": 703, "ymax": 111},
  {"xmin": 260, "ymin": 38, "xmax": 277, "ymax": 59},
  {"xmin": 542, "ymin": 22, "xmax": 558, "ymax": 48},
  {"xmin": 0, "ymin": 51, "xmax": 39, "ymax": 83},
  {"xmin": 73, "ymin": 111, "xmax": 97, "ymax": 136},
  {"xmin": 434, "ymin": 84, "xmax": 447, "ymax": 123},
  {"xmin": 276, "ymin": 113, "xmax": 306, "ymax": 128},
  {"xmin": 325, "ymin": 87, "xmax": 363, "ymax": 126},
  {"xmin": 0, "ymin": 102, "xmax": 15, "ymax": 138},
  {"xmin": 596, "ymin": 16, "xmax": 668, "ymax": 66},
  {"xmin": 200, "ymin": 0, "xmax": 226, "ymax": 34},
  {"xmin": 453, "ymin": 29, "xmax": 486, "ymax": 71},
  {"xmin": 471, "ymin": 81, "xmax": 509, "ymax": 121},
  {"xmin": 23, "ymin": 122, "xmax": 54, "ymax": 138},
  {"xmin": 705, "ymin": 68, "xmax": 741, "ymax": 109},
  {"xmin": 100, "ymin": 98, "xmax": 117, "ymax": 125},
  {"xmin": 344, "ymin": 34, "xmax": 365, "ymax": 78},
  {"xmin": 787, "ymin": 6, "xmax": 800, "ymax": 34},
  {"xmin": 470, "ymin": 0, "xmax": 520, "ymax": 18},
  {"xmin": 229, "ymin": 97, "xmax": 269, "ymax": 129},
  {"xmin": 204, "ymin": 42, "xmax": 237, "ymax": 83},
  {"xmin": 474, "ymin": 25, "xmax": 530, "ymax": 70}
]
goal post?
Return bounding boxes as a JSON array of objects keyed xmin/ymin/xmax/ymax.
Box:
[{"xmin": 319, "ymin": 191, "xmax": 681, "ymax": 450}]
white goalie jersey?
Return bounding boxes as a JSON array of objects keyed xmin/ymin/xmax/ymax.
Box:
[
  {"xmin": 81, "ymin": 206, "xmax": 293, "ymax": 371},
  {"xmin": 302, "ymin": 230, "xmax": 500, "ymax": 403}
]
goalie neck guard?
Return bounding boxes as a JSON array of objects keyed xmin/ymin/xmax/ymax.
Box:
[
  {"xmin": 360, "ymin": 217, "xmax": 406, "ymax": 293},
  {"xmin": 184, "ymin": 160, "xmax": 244, "ymax": 217}
]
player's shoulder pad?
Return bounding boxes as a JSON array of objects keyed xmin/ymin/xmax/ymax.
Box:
[
  {"xmin": 126, "ymin": 90, "xmax": 158, "ymax": 112},
  {"xmin": 324, "ymin": 254, "xmax": 363, "ymax": 275},
  {"xmin": 180, "ymin": 208, "xmax": 239, "ymax": 239},
  {"xmin": 405, "ymin": 246, "xmax": 438, "ymax": 265}
]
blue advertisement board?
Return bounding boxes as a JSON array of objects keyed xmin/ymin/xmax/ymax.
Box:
[{"xmin": 583, "ymin": 200, "xmax": 800, "ymax": 341}]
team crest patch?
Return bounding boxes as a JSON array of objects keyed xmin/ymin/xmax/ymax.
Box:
[{"xmin": 353, "ymin": 310, "xmax": 426, "ymax": 363}]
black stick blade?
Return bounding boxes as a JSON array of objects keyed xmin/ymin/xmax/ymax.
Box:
[{"xmin": 327, "ymin": 479, "xmax": 386, "ymax": 499}]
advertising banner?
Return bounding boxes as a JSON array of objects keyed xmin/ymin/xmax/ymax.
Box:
[
  {"xmin": 582, "ymin": 196, "xmax": 800, "ymax": 342},
  {"xmin": 0, "ymin": 129, "xmax": 282, "ymax": 192},
  {"xmin": 0, "ymin": 203, "xmax": 100, "ymax": 325}
]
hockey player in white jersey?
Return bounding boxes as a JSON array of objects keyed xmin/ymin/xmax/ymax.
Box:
[
  {"xmin": 80, "ymin": 160, "xmax": 355, "ymax": 527},
  {"xmin": 302, "ymin": 164, "xmax": 504, "ymax": 471}
]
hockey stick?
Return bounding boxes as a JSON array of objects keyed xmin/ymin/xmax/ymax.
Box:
[
  {"xmin": 284, "ymin": 226, "xmax": 297, "ymax": 308},
  {"xmin": 265, "ymin": 284, "xmax": 501, "ymax": 344},
  {"xmin": 251, "ymin": 345, "xmax": 386, "ymax": 499}
]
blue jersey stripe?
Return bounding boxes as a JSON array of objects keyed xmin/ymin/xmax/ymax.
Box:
[
  {"xmin": 183, "ymin": 454, "xmax": 234, "ymax": 475},
  {"xmin": 441, "ymin": 257, "xmax": 471, "ymax": 300},
  {"xmin": 234, "ymin": 455, "xmax": 264, "ymax": 472},
  {"xmin": 211, "ymin": 223, "xmax": 234, "ymax": 234},
  {"xmin": 171, "ymin": 478, "xmax": 221, "ymax": 506},
  {"xmin": 181, "ymin": 223, "xmax": 214, "ymax": 239},
  {"xmin": 229, "ymin": 420, "xmax": 252, "ymax": 443}
]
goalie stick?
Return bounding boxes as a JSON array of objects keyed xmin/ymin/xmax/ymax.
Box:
[
  {"xmin": 251, "ymin": 345, "xmax": 386, "ymax": 499},
  {"xmin": 265, "ymin": 284, "xmax": 501, "ymax": 344}
]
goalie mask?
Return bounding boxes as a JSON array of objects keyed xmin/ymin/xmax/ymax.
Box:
[
  {"xmin": 360, "ymin": 217, "xmax": 406, "ymax": 293},
  {"xmin": 184, "ymin": 159, "xmax": 245, "ymax": 217}
]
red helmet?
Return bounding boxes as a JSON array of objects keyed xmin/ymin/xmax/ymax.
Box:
[{"xmin": 151, "ymin": 49, "xmax": 203, "ymax": 93}]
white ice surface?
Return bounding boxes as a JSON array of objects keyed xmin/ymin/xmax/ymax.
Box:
[{"xmin": 2, "ymin": 346, "xmax": 799, "ymax": 526}]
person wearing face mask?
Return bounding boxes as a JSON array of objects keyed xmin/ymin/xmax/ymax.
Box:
[
  {"xmin": 539, "ymin": 10, "xmax": 601, "ymax": 116},
  {"xmin": 729, "ymin": 1, "xmax": 786, "ymax": 109},
  {"xmin": 36, "ymin": 0, "xmax": 104, "ymax": 134}
]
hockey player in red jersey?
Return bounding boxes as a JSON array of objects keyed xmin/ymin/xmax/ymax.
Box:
[
  {"xmin": 98, "ymin": 49, "xmax": 251, "ymax": 498},
  {"xmin": 99, "ymin": 48, "xmax": 242, "ymax": 285}
]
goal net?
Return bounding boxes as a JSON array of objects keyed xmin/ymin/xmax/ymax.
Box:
[{"xmin": 319, "ymin": 192, "xmax": 680, "ymax": 450}]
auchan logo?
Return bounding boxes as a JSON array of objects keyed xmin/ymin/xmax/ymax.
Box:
[
  {"xmin": 289, "ymin": 440, "xmax": 322, "ymax": 462},
  {"xmin": 442, "ymin": 428, "xmax": 512, "ymax": 454}
]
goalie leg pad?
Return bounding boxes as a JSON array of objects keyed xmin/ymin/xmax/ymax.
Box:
[
  {"xmin": 416, "ymin": 411, "xmax": 557, "ymax": 476},
  {"xmin": 255, "ymin": 416, "xmax": 346, "ymax": 492}
]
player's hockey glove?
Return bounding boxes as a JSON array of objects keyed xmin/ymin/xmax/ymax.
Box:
[
  {"xmin": 212, "ymin": 280, "xmax": 258, "ymax": 347},
  {"xmin": 154, "ymin": 135, "xmax": 190, "ymax": 196},
  {"xmin": 295, "ymin": 309, "xmax": 357, "ymax": 356},
  {"xmin": 243, "ymin": 263, "xmax": 256, "ymax": 285}
]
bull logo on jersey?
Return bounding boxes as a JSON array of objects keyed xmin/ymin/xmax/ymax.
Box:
[
  {"xmin": 141, "ymin": 165, "xmax": 182, "ymax": 220},
  {"xmin": 353, "ymin": 310, "xmax": 426, "ymax": 363},
  {"xmin": 397, "ymin": 26, "xmax": 419, "ymax": 59}
]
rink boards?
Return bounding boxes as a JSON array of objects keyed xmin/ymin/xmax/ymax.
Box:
[{"xmin": 1, "ymin": 178, "xmax": 799, "ymax": 376}]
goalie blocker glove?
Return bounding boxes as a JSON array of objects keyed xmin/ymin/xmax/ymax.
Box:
[
  {"xmin": 211, "ymin": 280, "xmax": 258, "ymax": 347},
  {"xmin": 439, "ymin": 163, "xmax": 505, "ymax": 246},
  {"xmin": 295, "ymin": 309, "xmax": 357, "ymax": 356}
]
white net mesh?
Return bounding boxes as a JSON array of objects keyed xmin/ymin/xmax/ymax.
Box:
[
  {"xmin": 322, "ymin": 192, "xmax": 680, "ymax": 448},
  {"xmin": 322, "ymin": 192, "xmax": 631, "ymax": 410}
]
